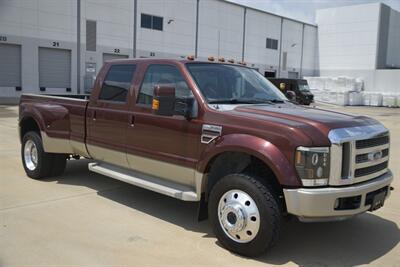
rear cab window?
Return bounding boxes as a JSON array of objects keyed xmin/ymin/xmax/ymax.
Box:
[{"xmin": 99, "ymin": 64, "xmax": 136, "ymax": 102}]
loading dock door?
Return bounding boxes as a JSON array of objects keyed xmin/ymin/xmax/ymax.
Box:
[
  {"xmin": 102, "ymin": 53, "xmax": 129, "ymax": 63},
  {"xmin": 0, "ymin": 44, "xmax": 21, "ymax": 88},
  {"xmin": 39, "ymin": 47, "xmax": 71, "ymax": 89}
]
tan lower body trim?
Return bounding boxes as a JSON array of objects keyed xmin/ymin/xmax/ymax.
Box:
[
  {"xmin": 86, "ymin": 143, "xmax": 202, "ymax": 190},
  {"xmin": 41, "ymin": 135, "xmax": 205, "ymax": 195},
  {"xmin": 41, "ymin": 131, "xmax": 90, "ymax": 157},
  {"xmin": 87, "ymin": 144, "xmax": 130, "ymax": 169},
  {"xmin": 126, "ymin": 153, "xmax": 196, "ymax": 188},
  {"xmin": 41, "ymin": 131, "xmax": 74, "ymax": 154}
]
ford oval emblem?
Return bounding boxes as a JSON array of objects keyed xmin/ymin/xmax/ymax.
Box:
[{"xmin": 368, "ymin": 150, "xmax": 383, "ymax": 161}]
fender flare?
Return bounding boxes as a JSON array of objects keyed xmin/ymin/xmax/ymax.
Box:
[
  {"xmin": 197, "ymin": 134, "xmax": 301, "ymax": 187},
  {"xmin": 19, "ymin": 106, "xmax": 47, "ymax": 135},
  {"xmin": 20, "ymin": 103, "xmax": 69, "ymax": 135}
]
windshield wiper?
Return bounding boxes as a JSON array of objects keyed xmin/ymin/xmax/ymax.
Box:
[
  {"xmin": 208, "ymin": 98, "xmax": 260, "ymax": 104},
  {"xmin": 208, "ymin": 98, "xmax": 285, "ymax": 104},
  {"xmin": 266, "ymin": 99, "xmax": 285, "ymax": 103}
]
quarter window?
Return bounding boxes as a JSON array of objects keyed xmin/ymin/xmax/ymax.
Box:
[
  {"xmin": 99, "ymin": 65, "xmax": 136, "ymax": 102},
  {"xmin": 141, "ymin": 14, "xmax": 163, "ymax": 31},
  {"xmin": 138, "ymin": 65, "xmax": 192, "ymax": 106}
]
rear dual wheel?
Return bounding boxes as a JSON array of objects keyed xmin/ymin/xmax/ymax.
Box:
[
  {"xmin": 21, "ymin": 131, "xmax": 67, "ymax": 179},
  {"xmin": 209, "ymin": 174, "xmax": 281, "ymax": 257}
]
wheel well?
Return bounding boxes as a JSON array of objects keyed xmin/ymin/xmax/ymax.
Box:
[
  {"xmin": 197, "ymin": 151, "xmax": 285, "ymax": 221},
  {"xmin": 20, "ymin": 117, "xmax": 40, "ymax": 141},
  {"xmin": 204, "ymin": 151, "xmax": 282, "ymax": 198},
  {"xmin": 198, "ymin": 152, "xmax": 286, "ymax": 221}
]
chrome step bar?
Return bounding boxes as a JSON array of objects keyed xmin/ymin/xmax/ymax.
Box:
[{"xmin": 88, "ymin": 162, "xmax": 199, "ymax": 201}]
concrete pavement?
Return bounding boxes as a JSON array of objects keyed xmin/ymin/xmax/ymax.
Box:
[{"xmin": 0, "ymin": 104, "xmax": 399, "ymax": 266}]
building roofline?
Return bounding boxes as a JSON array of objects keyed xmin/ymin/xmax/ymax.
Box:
[
  {"xmin": 103, "ymin": 58, "xmax": 254, "ymax": 68},
  {"xmin": 221, "ymin": 0, "xmax": 317, "ymax": 27},
  {"xmin": 316, "ymin": 2, "xmax": 400, "ymax": 13}
]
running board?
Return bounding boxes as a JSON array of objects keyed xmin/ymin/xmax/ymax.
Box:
[{"xmin": 88, "ymin": 162, "xmax": 199, "ymax": 201}]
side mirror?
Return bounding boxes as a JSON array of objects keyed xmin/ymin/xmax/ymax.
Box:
[
  {"xmin": 152, "ymin": 84, "xmax": 176, "ymax": 116},
  {"xmin": 286, "ymin": 90, "xmax": 296, "ymax": 101},
  {"xmin": 175, "ymin": 96, "xmax": 195, "ymax": 119},
  {"xmin": 152, "ymin": 84, "xmax": 196, "ymax": 119}
]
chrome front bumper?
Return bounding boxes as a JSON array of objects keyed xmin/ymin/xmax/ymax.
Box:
[{"xmin": 283, "ymin": 170, "xmax": 393, "ymax": 222}]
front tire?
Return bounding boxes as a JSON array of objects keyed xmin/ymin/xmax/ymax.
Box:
[
  {"xmin": 21, "ymin": 131, "xmax": 67, "ymax": 179},
  {"xmin": 208, "ymin": 174, "xmax": 281, "ymax": 257}
]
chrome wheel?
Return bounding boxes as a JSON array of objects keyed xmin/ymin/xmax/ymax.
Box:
[
  {"xmin": 218, "ymin": 189, "xmax": 260, "ymax": 243},
  {"xmin": 24, "ymin": 139, "xmax": 38, "ymax": 171}
]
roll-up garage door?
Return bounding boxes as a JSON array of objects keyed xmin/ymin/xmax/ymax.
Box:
[
  {"xmin": 102, "ymin": 53, "xmax": 129, "ymax": 63},
  {"xmin": 39, "ymin": 47, "xmax": 71, "ymax": 89},
  {"xmin": 0, "ymin": 43, "xmax": 21, "ymax": 87}
]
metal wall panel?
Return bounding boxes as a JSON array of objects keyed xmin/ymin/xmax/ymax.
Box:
[
  {"xmin": 39, "ymin": 47, "xmax": 71, "ymax": 88},
  {"xmin": 288, "ymin": 71, "xmax": 298, "ymax": 79},
  {"xmin": 0, "ymin": 44, "xmax": 21, "ymax": 87},
  {"xmin": 102, "ymin": 53, "xmax": 129, "ymax": 63}
]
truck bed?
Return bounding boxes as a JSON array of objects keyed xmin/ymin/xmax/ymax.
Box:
[{"xmin": 19, "ymin": 93, "xmax": 90, "ymax": 157}]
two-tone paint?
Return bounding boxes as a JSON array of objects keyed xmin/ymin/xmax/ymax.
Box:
[{"xmin": 18, "ymin": 59, "xmax": 389, "ymax": 202}]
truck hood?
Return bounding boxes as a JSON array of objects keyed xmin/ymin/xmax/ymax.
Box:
[{"xmin": 226, "ymin": 103, "xmax": 379, "ymax": 144}]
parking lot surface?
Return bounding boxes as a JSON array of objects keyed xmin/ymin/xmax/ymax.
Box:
[{"xmin": 0, "ymin": 104, "xmax": 399, "ymax": 267}]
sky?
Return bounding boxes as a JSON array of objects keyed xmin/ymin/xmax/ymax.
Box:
[{"xmin": 228, "ymin": 0, "xmax": 400, "ymax": 24}]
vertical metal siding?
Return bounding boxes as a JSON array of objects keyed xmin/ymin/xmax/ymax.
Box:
[
  {"xmin": 288, "ymin": 71, "xmax": 298, "ymax": 79},
  {"xmin": 39, "ymin": 47, "xmax": 71, "ymax": 88},
  {"xmin": 0, "ymin": 44, "xmax": 21, "ymax": 87},
  {"xmin": 102, "ymin": 53, "xmax": 129, "ymax": 63}
]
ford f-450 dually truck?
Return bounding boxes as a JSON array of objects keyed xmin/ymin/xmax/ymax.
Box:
[{"xmin": 19, "ymin": 58, "xmax": 393, "ymax": 257}]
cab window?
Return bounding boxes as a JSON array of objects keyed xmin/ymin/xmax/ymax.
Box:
[
  {"xmin": 99, "ymin": 64, "xmax": 136, "ymax": 102},
  {"xmin": 137, "ymin": 64, "xmax": 192, "ymax": 106}
]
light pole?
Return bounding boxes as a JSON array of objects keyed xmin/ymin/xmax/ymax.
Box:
[{"xmin": 77, "ymin": 0, "xmax": 81, "ymax": 94}]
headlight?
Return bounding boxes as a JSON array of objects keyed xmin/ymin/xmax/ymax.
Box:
[{"xmin": 295, "ymin": 146, "xmax": 330, "ymax": 186}]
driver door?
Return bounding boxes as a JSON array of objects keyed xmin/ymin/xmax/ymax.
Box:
[{"xmin": 126, "ymin": 63, "xmax": 202, "ymax": 187}]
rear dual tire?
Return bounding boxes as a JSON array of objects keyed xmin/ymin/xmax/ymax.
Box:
[
  {"xmin": 21, "ymin": 131, "xmax": 67, "ymax": 179},
  {"xmin": 209, "ymin": 174, "xmax": 281, "ymax": 257}
]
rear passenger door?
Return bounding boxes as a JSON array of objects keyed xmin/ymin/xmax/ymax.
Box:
[{"xmin": 86, "ymin": 64, "xmax": 137, "ymax": 168}]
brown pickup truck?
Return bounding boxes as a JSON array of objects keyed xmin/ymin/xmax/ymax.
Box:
[{"xmin": 19, "ymin": 58, "xmax": 393, "ymax": 256}]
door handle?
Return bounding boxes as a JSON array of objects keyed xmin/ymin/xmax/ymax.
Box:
[
  {"xmin": 129, "ymin": 114, "xmax": 135, "ymax": 127},
  {"xmin": 93, "ymin": 111, "xmax": 96, "ymax": 121}
]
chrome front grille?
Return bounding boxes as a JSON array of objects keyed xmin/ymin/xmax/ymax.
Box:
[
  {"xmin": 328, "ymin": 124, "xmax": 390, "ymax": 186},
  {"xmin": 352, "ymin": 136, "xmax": 389, "ymax": 181},
  {"xmin": 355, "ymin": 135, "xmax": 389, "ymax": 149},
  {"xmin": 355, "ymin": 148, "xmax": 389, "ymax": 163},
  {"xmin": 354, "ymin": 161, "xmax": 388, "ymax": 178}
]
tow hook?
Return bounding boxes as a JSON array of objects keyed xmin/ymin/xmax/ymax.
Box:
[{"xmin": 390, "ymin": 186, "xmax": 394, "ymax": 191}]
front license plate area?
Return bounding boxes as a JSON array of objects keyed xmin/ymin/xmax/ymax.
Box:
[{"xmin": 369, "ymin": 190, "xmax": 386, "ymax": 211}]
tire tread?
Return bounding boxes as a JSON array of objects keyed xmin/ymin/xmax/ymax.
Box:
[
  {"xmin": 209, "ymin": 173, "xmax": 281, "ymax": 257},
  {"xmin": 21, "ymin": 131, "xmax": 67, "ymax": 179}
]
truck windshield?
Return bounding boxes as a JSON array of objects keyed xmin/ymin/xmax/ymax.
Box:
[
  {"xmin": 298, "ymin": 83, "xmax": 311, "ymax": 92},
  {"xmin": 186, "ymin": 63, "xmax": 287, "ymax": 104}
]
